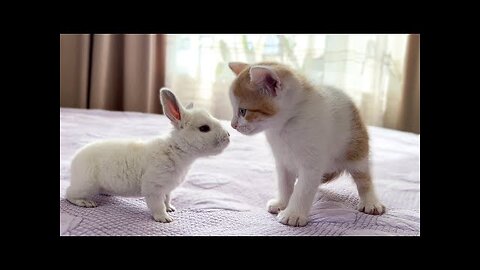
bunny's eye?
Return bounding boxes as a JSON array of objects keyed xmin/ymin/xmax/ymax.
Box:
[
  {"xmin": 199, "ymin": 125, "xmax": 210, "ymax": 132},
  {"xmin": 239, "ymin": 108, "xmax": 246, "ymax": 117}
]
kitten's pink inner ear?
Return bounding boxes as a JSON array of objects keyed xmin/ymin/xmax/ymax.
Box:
[
  {"xmin": 168, "ymin": 102, "xmax": 181, "ymax": 120},
  {"xmin": 250, "ymin": 66, "xmax": 281, "ymax": 97}
]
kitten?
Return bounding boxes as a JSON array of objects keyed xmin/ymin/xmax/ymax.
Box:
[{"xmin": 228, "ymin": 61, "xmax": 385, "ymax": 227}]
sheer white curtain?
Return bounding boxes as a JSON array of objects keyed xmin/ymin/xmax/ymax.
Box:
[{"xmin": 165, "ymin": 34, "xmax": 409, "ymax": 129}]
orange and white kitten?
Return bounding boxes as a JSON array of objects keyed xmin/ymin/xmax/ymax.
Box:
[{"xmin": 228, "ymin": 62, "xmax": 385, "ymax": 227}]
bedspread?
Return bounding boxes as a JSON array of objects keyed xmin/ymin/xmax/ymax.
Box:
[{"xmin": 60, "ymin": 108, "xmax": 420, "ymax": 236}]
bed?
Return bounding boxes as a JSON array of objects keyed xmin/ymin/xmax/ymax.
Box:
[{"xmin": 60, "ymin": 108, "xmax": 420, "ymax": 236}]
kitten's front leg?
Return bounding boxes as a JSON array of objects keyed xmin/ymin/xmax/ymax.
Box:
[
  {"xmin": 267, "ymin": 163, "xmax": 296, "ymax": 214},
  {"xmin": 277, "ymin": 168, "xmax": 324, "ymax": 227},
  {"xmin": 165, "ymin": 193, "xmax": 176, "ymax": 212}
]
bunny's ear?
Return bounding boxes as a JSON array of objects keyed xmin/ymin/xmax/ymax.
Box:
[{"xmin": 160, "ymin": 88, "xmax": 184, "ymax": 128}]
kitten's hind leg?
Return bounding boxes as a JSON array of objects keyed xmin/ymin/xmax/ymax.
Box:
[{"xmin": 347, "ymin": 160, "xmax": 385, "ymax": 215}]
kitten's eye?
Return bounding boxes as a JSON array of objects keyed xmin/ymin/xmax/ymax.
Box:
[
  {"xmin": 199, "ymin": 125, "xmax": 210, "ymax": 132},
  {"xmin": 239, "ymin": 108, "xmax": 246, "ymax": 117}
]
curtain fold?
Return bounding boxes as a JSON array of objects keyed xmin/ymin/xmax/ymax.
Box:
[
  {"xmin": 60, "ymin": 34, "xmax": 166, "ymax": 114},
  {"xmin": 398, "ymin": 34, "xmax": 420, "ymax": 133},
  {"xmin": 60, "ymin": 34, "xmax": 91, "ymax": 108}
]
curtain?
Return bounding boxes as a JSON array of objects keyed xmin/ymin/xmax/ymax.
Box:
[
  {"xmin": 164, "ymin": 34, "xmax": 419, "ymax": 133},
  {"xmin": 60, "ymin": 34, "xmax": 166, "ymax": 114}
]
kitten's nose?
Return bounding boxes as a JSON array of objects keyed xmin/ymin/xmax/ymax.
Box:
[{"xmin": 231, "ymin": 122, "xmax": 238, "ymax": 129}]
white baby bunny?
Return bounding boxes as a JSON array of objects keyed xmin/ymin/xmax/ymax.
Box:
[{"xmin": 66, "ymin": 88, "xmax": 231, "ymax": 223}]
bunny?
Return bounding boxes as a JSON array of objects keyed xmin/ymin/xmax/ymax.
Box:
[{"xmin": 65, "ymin": 88, "xmax": 231, "ymax": 223}]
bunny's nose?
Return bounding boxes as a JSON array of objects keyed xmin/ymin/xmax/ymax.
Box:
[{"xmin": 227, "ymin": 131, "xmax": 230, "ymax": 137}]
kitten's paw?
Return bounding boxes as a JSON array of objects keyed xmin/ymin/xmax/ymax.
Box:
[
  {"xmin": 277, "ymin": 209, "xmax": 308, "ymax": 227},
  {"xmin": 166, "ymin": 205, "xmax": 176, "ymax": 212},
  {"xmin": 68, "ymin": 199, "xmax": 97, "ymax": 208},
  {"xmin": 267, "ymin": 199, "xmax": 287, "ymax": 214},
  {"xmin": 153, "ymin": 213, "xmax": 173, "ymax": 223},
  {"xmin": 357, "ymin": 200, "xmax": 386, "ymax": 215}
]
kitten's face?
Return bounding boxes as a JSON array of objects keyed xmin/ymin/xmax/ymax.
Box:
[{"xmin": 228, "ymin": 63, "xmax": 280, "ymax": 135}]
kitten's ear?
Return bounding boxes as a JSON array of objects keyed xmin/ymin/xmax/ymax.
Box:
[
  {"xmin": 228, "ymin": 62, "xmax": 249, "ymax": 76},
  {"xmin": 249, "ymin": 65, "xmax": 281, "ymax": 97},
  {"xmin": 159, "ymin": 88, "xmax": 184, "ymax": 128},
  {"xmin": 186, "ymin": 102, "xmax": 194, "ymax": 109}
]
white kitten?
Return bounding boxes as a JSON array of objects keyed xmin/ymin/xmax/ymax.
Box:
[
  {"xmin": 228, "ymin": 62, "xmax": 385, "ymax": 227},
  {"xmin": 66, "ymin": 88, "xmax": 230, "ymax": 223}
]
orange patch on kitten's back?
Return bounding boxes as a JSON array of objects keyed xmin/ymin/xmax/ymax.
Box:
[{"xmin": 345, "ymin": 104, "xmax": 369, "ymax": 161}]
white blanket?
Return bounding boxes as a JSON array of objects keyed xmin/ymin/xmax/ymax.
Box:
[{"xmin": 60, "ymin": 108, "xmax": 420, "ymax": 236}]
